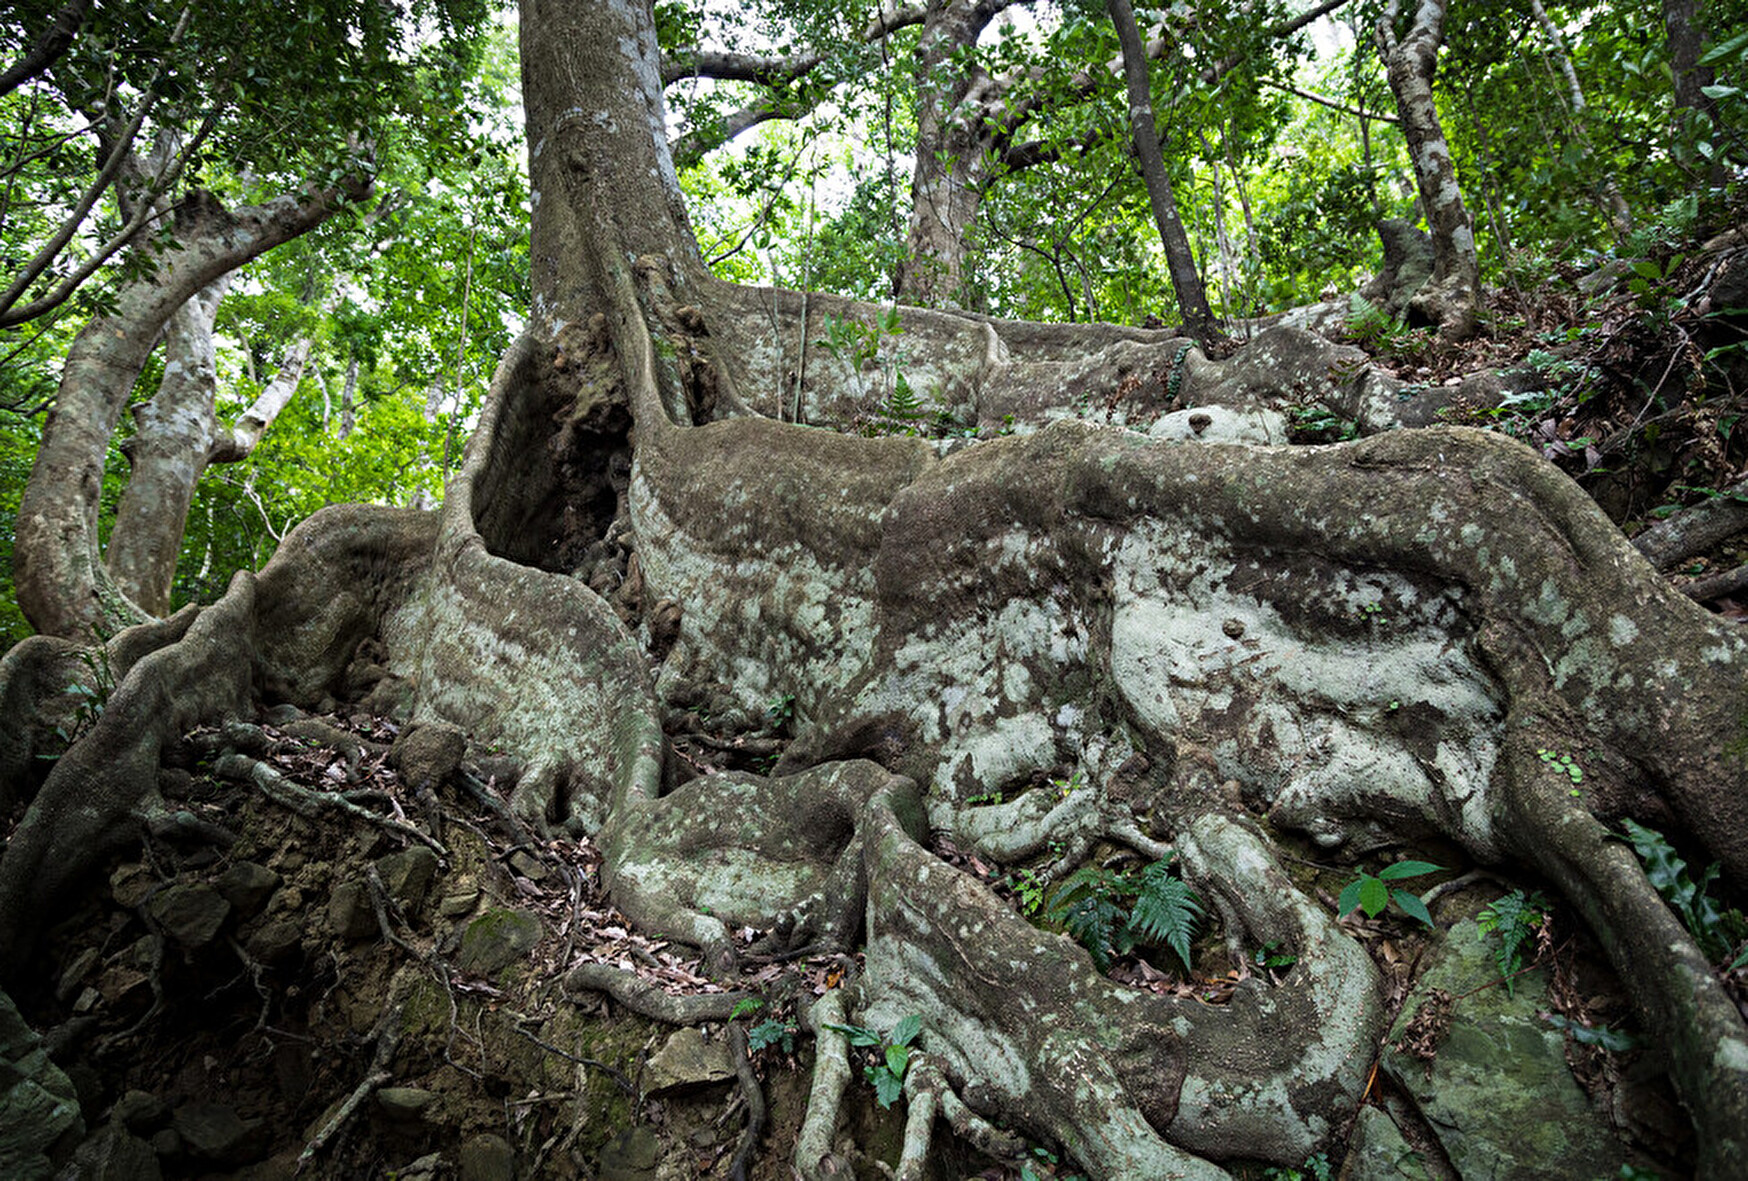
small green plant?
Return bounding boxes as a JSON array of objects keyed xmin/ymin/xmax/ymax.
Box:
[
  {"xmin": 1051, "ymin": 770, "xmax": 1086, "ymax": 799},
  {"xmin": 1543, "ymin": 1013, "xmax": 1638, "ymax": 1052},
  {"xmin": 1045, "ymin": 857, "xmax": 1203, "ymax": 973},
  {"xmin": 1262, "ymin": 1153, "xmax": 1333, "ymax": 1181},
  {"xmin": 1009, "ymin": 867, "xmax": 1047, "ymax": 915},
  {"xmin": 747, "ymin": 1018, "xmax": 796, "ymax": 1053},
  {"xmin": 1287, "ymin": 402, "xmax": 1359, "ymax": 443},
  {"xmin": 46, "ymin": 644, "xmax": 114, "ymax": 754},
  {"xmin": 1538, "ymin": 748, "xmax": 1583, "ymax": 785},
  {"xmin": 966, "ymin": 789, "xmax": 1004, "ymax": 806},
  {"xmin": 1020, "ymin": 1142, "xmax": 1089, "ymax": 1181},
  {"xmin": 1619, "ymin": 820, "xmax": 1748, "ymax": 968},
  {"xmin": 1476, "ymin": 889, "xmax": 1550, "ymax": 995},
  {"xmin": 822, "ymin": 1014, "xmax": 922, "ymax": 1108},
  {"xmin": 1252, "ymin": 940, "xmax": 1298, "ymax": 970},
  {"xmin": 1337, "ymin": 860, "xmax": 1440, "ymax": 926},
  {"xmin": 729, "ymin": 997, "xmax": 764, "ymax": 1020},
  {"xmin": 1343, "ymin": 293, "xmax": 1431, "ymax": 359},
  {"xmin": 765, "ymin": 692, "xmax": 795, "ymax": 730}
]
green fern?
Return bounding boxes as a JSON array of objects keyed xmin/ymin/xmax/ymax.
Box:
[
  {"xmin": 1044, "ymin": 858, "xmax": 1203, "ymax": 975},
  {"xmin": 1046, "ymin": 867, "xmax": 1126, "ymax": 972},
  {"xmin": 1476, "ymin": 889, "xmax": 1549, "ymax": 995},
  {"xmin": 1126, "ymin": 861, "xmax": 1204, "ymax": 973}
]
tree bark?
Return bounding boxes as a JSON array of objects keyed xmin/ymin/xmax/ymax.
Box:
[
  {"xmin": 1377, "ymin": 0, "xmax": 1480, "ymax": 339},
  {"xmin": 106, "ymin": 277, "xmax": 231, "ymax": 617},
  {"xmin": 1106, "ymin": 0, "xmax": 1221, "ymax": 343},
  {"xmin": 14, "ymin": 183, "xmax": 360, "ymax": 639}
]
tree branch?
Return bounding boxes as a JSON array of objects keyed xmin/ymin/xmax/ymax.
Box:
[{"xmin": 0, "ymin": 0, "xmax": 93, "ymax": 98}]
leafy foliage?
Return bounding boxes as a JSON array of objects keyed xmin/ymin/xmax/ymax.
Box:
[
  {"xmin": 1619, "ymin": 820, "xmax": 1748, "ymax": 968},
  {"xmin": 1476, "ymin": 889, "xmax": 1550, "ymax": 995},
  {"xmin": 1044, "ymin": 857, "xmax": 1203, "ymax": 973},
  {"xmin": 823, "ymin": 1014, "xmax": 923, "ymax": 1108},
  {"xmin": 1337, "ymin": 861, "xmax": 1440, "ymax": 927}
]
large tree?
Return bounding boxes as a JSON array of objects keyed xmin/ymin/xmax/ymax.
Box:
[{"xmin": 3, "ymin": 0, "xmax": 1747, "ymax": 1178}]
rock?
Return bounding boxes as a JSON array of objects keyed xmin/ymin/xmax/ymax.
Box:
[
  {"xmin": 1343, "ymin": 1106, "xmax": 1431, "ymax": 1181},
  {"xmin": 245, "ymin": 919, "xmax": 303, "ymax": 965},
  {"xmin": 392, "ymin": 722, "xmax": 467, "ymax": 789},
  {"xmin": 108, "ymin": 864, "xmax": 152, "ymax": 910},
  {"xmin": 146, "ymin": 1130, "xmax": 179, "ymax": 1158},
  {"xmin": 1381, "ymin": 915, "xmax": 1626, "ymax": 1181},
  {"xmin": 327, "ymin": 880, "xmax": 377, "ymax": 941},
  {"xmin": 643, "ymin": 1027, "xmax": 734, "ymax": 1095},
  {"xmin": 216, "ymin": 862, "xmax": 281, "ymax": 918},
  {"xmin": 375, "ymin": 1087, "xmax": 439, "ymax": 1122},
  {"xmin": 55, "ymin": 948, "xmax": 100, "ymax": 1004},
  {"xmin": 376, "ymin": 846, "xmax": 439, "ymax": 912},
  {"xmin": 0, "ymin": 987, "xmax": 84, "ymax": 1180},
  {"xmin": 439, "ymin": 889, "xmax": 481, "ymax": 918},
  {"xmin": 456, "ymin": 908, "xmax": 542, "ymax": 975},
  {"xmin": 59, "ymin": 1124, "xmax": 162, "ymax": 1181},
  {"xmin": 110, "ymin": 1090, "xmax": 168, "ymax": 1134},
  {"xmin": 458, "ymin": 1132, "xmax": 515, "ymax": 1181},
  {"xmin": 171, "ymin": 1102, "xmax": 264, "ymax": 1166},
  {"xmin": 394, "ymin": 1152, "xmax": 446, "ymax": 1180},
  {"xmin": 507, "ymin": 850, "xmax": 549, "ymax": 882},
  {"xmin": 595, "ymin": 1126, "xmax": 659, "ymax": 1181},
  {"xmin": 1148, "ymin": 404, "xmax": 1288, "ymax": 446},
  {"xmin": 146, "ymin": 883, "xmax": 232, "ymax": 950}
]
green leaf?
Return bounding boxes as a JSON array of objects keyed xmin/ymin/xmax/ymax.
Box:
[
  {"xmin": 872, "ymin": 1067, "xmax": 904, "ymax": 1108},
  {"xmin": 1377, "ymin": 860, "xmax": 1441, "ymax": 881},
  {"xmin": 730, "ymin": 997, "xmax": 764, "ymax": 1020},
  {"xmin": 1698, "ymin": 29, "xmax": 1748, "ymax": 66},
  {"xmin": 1337, "ymin": 878, "xmax": 1364, "ymax": 917},
  {"xmin": 889, "ymin": 1014, "xmax": 922, "ymax": 1048},
  {"xmin": 1391, "ymin": 889, "xmax": 1433, "ymax": 927},
  {"xmin": 823, "ymin": 1022, "xmax": 882, "ymax": 1048},
  {"xmin": 1358, "ymin": 875, "xmax": 1390, "ymax": 917},
  {"xmin": 884, "ymin": 1044, "xmax": 910, "ymax": 1078},
  {"xmin": 1700, "ymin": 85, "xmax": 1740, "ymax": 100},
  {"xmin": 1126, "ymin": 864, "xmax": 1203, "ymax": 973}
]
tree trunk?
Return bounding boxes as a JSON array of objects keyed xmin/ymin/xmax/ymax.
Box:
[
  {"xmin": 895, "ymin": 0, "xmax": 1006, "ymax": 307},
  {"xmin": 106, "ymin": 276, "xmax": 231, "ymax": 617},
  {"xmin": 1106, "ymin": 0, "xmax": 1221, "ymax": 344},
  {"xmin": 1377, "ymin": 0, "xmax": 1480, "ymax": 339},
  {"xmin": 13, "ymin": 184, "xmax": 358, "ymax": 639}
]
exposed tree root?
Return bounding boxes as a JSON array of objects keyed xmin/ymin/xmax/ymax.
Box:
[
  {"xmin": 562, "ymin": 961, "xmax": 749, "ymax": 1024},
  {"xmin": 726, "ymin": 1023, "xmax": 765, "ymax": 1181},
  {"xmin": 295, "ymin": 981, "xmax": 406, "ymax": 1174}
]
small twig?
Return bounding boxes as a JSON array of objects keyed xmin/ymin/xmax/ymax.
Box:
[
  {"xmin": 1680, "ymin": 561, "xmax": 1748, "ymax": 603},
  {"xmin": 510, "ymin": 1021, "xmax": 638, "ymax": 1097},
  {"xmin": 295, "ymin": 997, "xmax": 404, "ymax": 1173},
  {"xmin": 365, "ymin": 866, "xmax": 424, "ymax": 958}
]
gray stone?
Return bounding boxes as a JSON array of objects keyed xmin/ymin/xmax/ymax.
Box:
[
  {"xmin": 55, "ymin": 949, "xmax": 100, "ymax": 1004},
  {"xmin": 376, "ymin": 846, "xmax": 439, "ymax": 912},
  {"xmin": 644, "ymin": 1027, "xmax": 734, "ymax": 1095},
  {"xmin": 110, "ymin": 1090, "xmax": 167, "ymax": 1134},
  {"xmin": 1343, "ymin": 1106, "xmax": 1431, "ymax": 1181},
  {"xmin": 458, "ymin": 1132, "xmax": 515, "ymax": 1181},
  {"xmin": 394, "ymin": 1152, "xmax": 445, "ymax": 1181},
  {"xmin": 456, "ymin": 908, "xmax": 541, "ymax": 975},
  {"xmin": 59, "ymin": 1124, "xmax": 162, "ymax": 1181},
  {"xmin": 0, "ymin": 987, "xmax": 84, "ymax": 1180},
  {"xmin": 375, "ymin": 1087, "xmax": 438, "ymax": 1122},
  {"xmin": 216, "ymin": 862, "xmax": 281, "ymax": 919},
  {"xmin": 507, "ymin": 850, "xmax": 549, "ymax": 882},
  {"xmin": 595, "ymin": 1126, "xmax": 659, "ymax": 1181},
  {"xmin": 392, "ymin": 722, "xmax": 467, "ymax": 788},
  {"xmin": 171, "ymin": 1102, "xmax": 263, "ymax": 1166},
  {"xmin": 327, "ymin": 880, "xmax": 377, "ymax": 941},
  {"xmin": 146, "ymin": 883, "xmax": 231, "ymax": 950},
  {"xmin": 1382, "ymin": 916, "xmax": 1625, "ymax": 1181},
  {"xmin": 245, "ymin": 919, "xmax": 303, "ymax": 965},
  {"xmin": 439, "ymin": 889, "xmax": 481, "ymax": 918}
]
